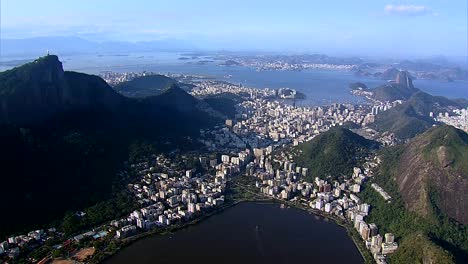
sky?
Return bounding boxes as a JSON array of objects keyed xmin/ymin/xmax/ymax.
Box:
[{"xmin": 1, "ymin": 0, "xmax": 467, "ymax": 57}]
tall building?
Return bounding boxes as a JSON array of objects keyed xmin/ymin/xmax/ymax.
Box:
[
  {"xmin": 361, "ymin": 225, "xmax": 370, "ymax": 240},
  {"xmin": 372, "ymin": 234, "xmax": 383, "ymax": 248},
  {"xmin": 369, "ymin": 223, "xmax": 378, "ymax": 237},
  {"xmin": 385, "ymin": 233, "xmax": 395, "ymax": 243},
  {"xmin": 221, "ymin": 155, "xmax": 230, "ymax": 163}
]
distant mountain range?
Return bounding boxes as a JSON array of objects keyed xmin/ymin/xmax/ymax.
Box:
[
  {"xmin": 0, "ymin": 36, "xmax": 196, "ymax": 57},
  {"xmin": 356, "ymin": 61, "xmax": 468, "ymax": 82},
  {"xmin": 0, "ymin": 55, "xmax": 219, "ymax": 237}
]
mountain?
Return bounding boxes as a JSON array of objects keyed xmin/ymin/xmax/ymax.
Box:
[
  {"xmin": 1, "ymin": 36, "xmax": 195, "ymax": 56},
  {"xmin": 0, "ymin": 55, "xmax": 219, "ymax": 237},
  {"xmin": 393, "ymin": 125, "xmax": 468, "ymax": 224},
  {"xmin": 0, "ymin": 55, "xmax": 123, "ymax": 124},
  {"xmin": 113, "ymin": 74, "xmax": 235, "ymax": 119},
  {"xmin": 144, "ymin": 84, "xmax": 205, "ymax": 113},
  {"xmin": 371, "ymin": 83, "xmax": 416, "ymax": 102},
  {"xmin": 370, "ymin": 71, "xmax": 419, "ymax": 102},
  {"xmin": 371, "ymin": 91, "xmax": 466, "ymax": 140},
  {"xmin": 201, "ymin": 93, "xmax": 244, "ymax": 119},
  {"xmin": 378, "ymin": 67, "xmax": 400, "ymax": 80},
  {"xmin": 113, "ymin": 75, "xmax": 177, "ymax": 98},
  {"xmin": 361, "ymin": 125, "xmax": 468, "ymax": 263},
  {"xmin": 294, "ymin": 127, "xmax": 378, "ymax": 181},
  {"xmin": 395, "ymin": 70, "xmax": 414, "ymax": 90}
]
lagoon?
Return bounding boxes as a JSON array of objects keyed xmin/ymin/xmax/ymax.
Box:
[{"xmin": 105, "ymin": 202, "xmax": 363, "ymax": 264}]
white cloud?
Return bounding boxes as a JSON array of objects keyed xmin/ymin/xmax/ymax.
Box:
[{"xmin": 384, "ymin": 4, "xmax": 433, "ymax": 16}]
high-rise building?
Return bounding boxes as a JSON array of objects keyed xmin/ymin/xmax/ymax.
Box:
[
  {"xmin": 385, "ymin": 233, "xmax": 395, "ymax": 243},
  {"xmin": 361, "ymin": 225, "xmax": 370, "ymax": 240},
  {"xmin": 369, "ymin": 223, "xmax": 378, "ymax": 237},
  {"xmin": 372, "ymin": 234, "xmax": 383, "ymax": 248}
]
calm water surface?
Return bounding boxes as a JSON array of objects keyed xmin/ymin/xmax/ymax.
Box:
[
  {"xmin": 2, "ymin": 52, "xmax": 466, "ymax": 104},
  {"xmin": 105, "ymin": 202, "xmax": 363, "ymax": 264}
]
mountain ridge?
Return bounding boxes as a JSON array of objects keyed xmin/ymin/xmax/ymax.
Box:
[
  {"xmin": 0, "ymin": 55, "xmax": 219, "ymax": 237},
  {"xmin": 371, "ymin": 91, "xmax": 466, "ymax": 141},
  {"xmin": 0, "ymin": 55, "xmax": 125, "ymax": 124}
]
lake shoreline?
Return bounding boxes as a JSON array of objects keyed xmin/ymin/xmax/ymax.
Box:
[{"xmin": 97, "ymin": 197, "xmax": 372, "ymax": 264}]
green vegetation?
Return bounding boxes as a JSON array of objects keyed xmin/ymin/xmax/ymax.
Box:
[
  {"xmin": 226, "ymin": 175, "xmax": 266, "ymax": 202},
  {"xmin": 0, "ymin": 122, "xmax": 128, "ymax": 238},
  {"xmin": 0, "ymin": 55, "xmax": 62, "ymax": 96},
  {"xmin": 294, "ymin": 127, "xmax": 378, "ymax": 181},
  {"xmin": 359, "ymin": 144, "xmax": 468, "ymax": 263},
  {"xmin": 422, "ymin": 125, "xmax": 468, "ymax": 172},
  {"xmin": 371, "ymin": 103, "xmax": 435, "ymax": 140},
  {"xmin": 0, "ymin": 56, "xmax": 220, "ymax": 237},
  {"xmin": 61, "ymin": 191, "xmax": 138, "ymax": 236},
  {"xmin": 113, "ymin": 74, "xmax": 176, "ymax": 98},
  {"xmin": 391, "ymin": 233, "xmax": 454, "ymax": 264},
  {"xmin": 201, "ymin": 93, "xmax": 244, "ymax": 119},
  {"xmin": 371, "ymin": 91, "xmax": 466, "ymax": 140},
  {"xmin": 372, "ymin": 83, "xmax": 416, "ymax": 102}
]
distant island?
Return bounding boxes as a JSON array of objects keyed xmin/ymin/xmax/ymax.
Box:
[{"xmin": 276, "ymin": 87, "xmax": 306, "ymax": 100}]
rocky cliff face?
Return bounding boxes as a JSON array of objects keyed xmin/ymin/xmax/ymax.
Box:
[
  {"xmin": 394, "ymin": 125, "xmax": 468, "ymax": 224},
  {"xmin": 395, "ymin": 71, "xmax": 415, "ymax": 90},
  {"xmin": 371, "ymin": 70, "xmax": 418, "ymax": 102}
]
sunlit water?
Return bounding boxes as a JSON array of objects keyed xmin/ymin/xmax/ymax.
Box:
[{"xmin": 1, "ymin": 52, "xmax": 466, "ymax": 105}]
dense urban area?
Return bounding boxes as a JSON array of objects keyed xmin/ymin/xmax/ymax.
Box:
[{"xmin": 1, "ymin": 67, "xmax": 467, "ymax": 264}]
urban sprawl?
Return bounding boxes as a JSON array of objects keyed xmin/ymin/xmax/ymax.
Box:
[{"xmin": 4, "ymin": 71, "xmax": 467, "ymax": 264}]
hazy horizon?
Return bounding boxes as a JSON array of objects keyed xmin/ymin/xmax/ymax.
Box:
[{"xmin": 1, "ymin": 0, "xmax": 467, "ymax": 59}]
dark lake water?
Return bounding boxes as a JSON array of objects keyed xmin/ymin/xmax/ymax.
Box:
[{"xmin": 105, "ymin": 202, "xmax": 363, "ymax": 264}]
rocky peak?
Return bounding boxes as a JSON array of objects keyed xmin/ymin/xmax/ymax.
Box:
[{"xmin": 395, "ymin": 70, "xmax": 415, "ymax": 90}]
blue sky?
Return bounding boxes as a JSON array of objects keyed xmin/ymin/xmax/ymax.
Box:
[{"xmin": 1, "ymin": 0, "xmax": 467, "ymax": 57}]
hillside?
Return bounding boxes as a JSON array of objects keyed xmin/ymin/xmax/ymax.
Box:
[
  {"xmin": 371, "ymin": 71, "xmax": 419, "ymax": 102},
  {"xmin": 0, "ymin": 55, "xmax": 124, "ymax": 124},
  {"xmin": 0, "ymin": 55, "xmax": 219, "ymax": 237},
  {"xmin": 372, "ymin": 83, "xmax": 417, "ymax": 102},
  {"xmin": 371, "ymin": 91, "xmax": 465, "ymax": 140},
  {"xmin": 293, "ymin": 127, "xmax": 378, "ymax": 181},
  {"xmin": 360, "ymin": 125, "xmax": 468, "ymax": 263},
  {"xmin": 395, "ymin": 125, "xmax": 468, "ymax": 224},
  {"xmin": 201, "ymin": 93, "xmax": 244, "ymax": 119},
  {"xmin": 113, "ymin": 74, "xmax": 176, "ymax": 98}
]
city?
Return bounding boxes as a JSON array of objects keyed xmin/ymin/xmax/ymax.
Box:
[
  {"xmin": 1, "ymin": 72, "xmax": 416, "ymax": 264},
  {"xmin": 0, "ymin": 1, "xmax": 467, "ymax": 264}
]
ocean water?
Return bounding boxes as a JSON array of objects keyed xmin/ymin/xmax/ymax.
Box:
[{"xmin": 2, "ymin": 52, "xmax": 467, "ymax": 105}]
